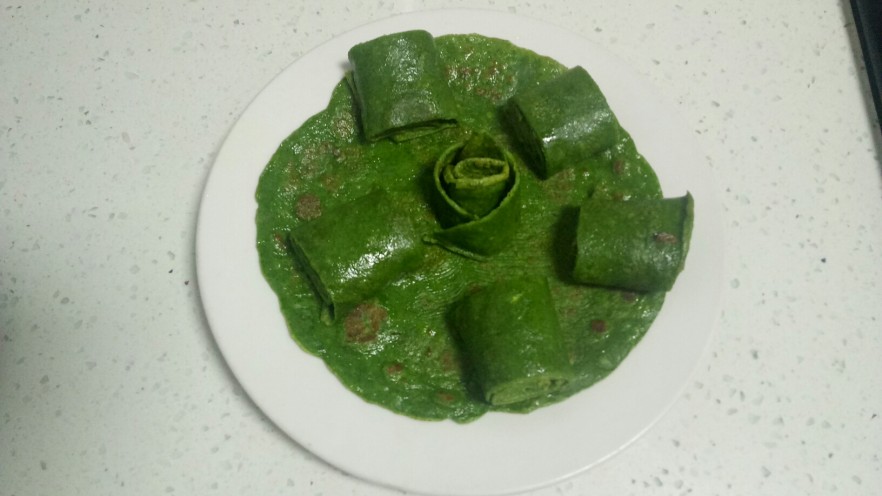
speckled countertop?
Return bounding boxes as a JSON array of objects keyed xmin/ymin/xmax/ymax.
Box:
[{"xmin": 2, "ymin": 1, "xmax": 881, "ymax": 495}]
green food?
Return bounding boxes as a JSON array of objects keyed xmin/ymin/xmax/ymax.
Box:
[
  {"xmin": 573, "ymin": 194, "xmax": 694, "ymax": 292},
  {"xmin": 347, "ymin": 30, "xmax": 458, "ymax": 142},
  {"xmin": 428, "ymin": 133, "xmax": 521, "ymax": 258},
  {"xmin": 442, "ymin": 152, "xmax": 508, "ymax": 217},
  {"xmin": 506, "ymin": 66, "xmax": 619, "ymax": 178},
  {"xmin": 256, "ymin": 33, "xmax": 683, "ymax": 422},
  {"xmin": 288, "ymin": 189, "xmax": 427, "ymax": 322},
  {"xmin": 452, "ymin": 276, "xmax": 572, "ymax": 406}
]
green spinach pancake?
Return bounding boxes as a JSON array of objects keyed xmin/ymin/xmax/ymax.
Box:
[{"xmin": 255, "ymin": 31, "xmax": 693, "ymax": 423}]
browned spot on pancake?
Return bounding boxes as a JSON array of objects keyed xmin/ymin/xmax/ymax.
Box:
[
  {"xmin": 590, "ymin": 319, "xmax": 607, "ymax": 333},
  {"xmin": 385, "ymin": 362, "xmax": 404, "ymax": 376},
  {"xmin": 272, "ymin": 232, "xmax": 288, "ymax": 252},
  {"xmin": 343, "ymin": 303, "xmax": 388, "ymax": 344},
  {"xmin": 320, "ymin": 174, "xmax": 341, "ymax": 192},
  {"xmin": 613, "ymin": 159, "xmax": 625, "ymax": 175},
  {"xmin": 487, "ymin": 61, "xmax": 501, "ymax": 77},
  {"xmin": 295, "ymin": 194, "xmax": 322, "ymax": 221},
  {"xmin": 440, "ymin": 350, "xmax": 461, "ymax": 373},
  {"xmin": 544, "ymin": 168, "xmax": 577, "ymax": 204},
  {"xmin": 653, "ymin": 232, "xmax": 678, "ymax": 244},
  {"xmin": 621, "ymin": 292, "xmax": 638, "ymax": 303},
  {"xmin": 332, "ymin": 115, "xmax": 356, "ymax": 140},
  {"xmin": 436, "ymin": 391, "xmax": 456, "ymax": 404}
]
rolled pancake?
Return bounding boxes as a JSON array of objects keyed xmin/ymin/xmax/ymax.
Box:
[
  {"xmin": 452, "ymin": 276, "xmax": 572, "ymax": 406},
  {"xmin": 289, "ymin": 189, "xmax": 426, "ymax": 322},
  {"xmin": 347, "ymin": 30, "xmax": 458, "ymax": 142},
  {"xmin": 573, "ymin": 193, "xmax": 694, "ymax": 292},
  {"xmin": 429, "ymin": 134, "xmax": 521, "ymax": 258},
  {"xmin": 507, "ymin": 66, "xmax": 618, "ymax": 178}
]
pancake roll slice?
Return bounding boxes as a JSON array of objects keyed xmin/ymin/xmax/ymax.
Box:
[
  {"xmin": 573, "ymin": 193, "xmax": 694, "ymax": 292},
  {"xmin": 347, "ymin": 30, "xmax": 458, "ymax": 142},
  {"xmin": 288, "ymin": 189, "xmax": 426, "ymax": 322},
  {"xmin": 452, "ymin": 276, "xmax": 572, "ymax": 406},
  {"xmin": 506, "ymin": 66, "xmax": 619, "ymax": 178}
]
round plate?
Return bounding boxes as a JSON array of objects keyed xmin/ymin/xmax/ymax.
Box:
[{"xmin": 196, "ymin": 9, "xmax": 723, "ymax": 496}]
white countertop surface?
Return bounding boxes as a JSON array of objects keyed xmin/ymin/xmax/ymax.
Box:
[{"xmin": 2, "ymin": 1, "xmax": 881, "ymax": 495}]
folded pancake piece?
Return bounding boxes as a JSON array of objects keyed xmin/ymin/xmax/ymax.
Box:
[
  {"xmin": 452, "ymin": 276, "xmax": 572, "ymax": 406},
  {"xmin": 507, "ymin": 66, "xmax": 619, "ymax": 178},
  {"xmin": 347, "ymin": 30, "xmax": 458, "ymax": 142},
  {"xmin": 288, "ymin": 189, "xmax": 426, "ymax": 322},
  {"xmin": 573, "ymin": 193, "xmax": 694, "ymax": 292}
]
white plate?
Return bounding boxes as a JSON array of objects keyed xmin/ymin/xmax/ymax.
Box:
[{"xmin": 196, "ymin": 9, "xmax": 723, "ymax": 496}]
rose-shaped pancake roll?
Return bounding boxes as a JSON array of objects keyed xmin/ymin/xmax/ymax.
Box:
[
  {"xmin": 441, "ymin": 147, "xmax": 509, "ymax": 218},
  {"xmin": 428, "ymin": 133, "xmax": 522, "ymax": 258}
]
